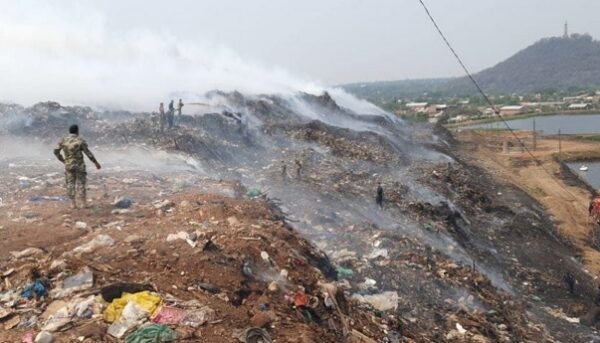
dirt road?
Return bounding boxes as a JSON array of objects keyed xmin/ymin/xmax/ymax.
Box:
[{"xmin": 455, "ymin": 130, "xmax": 600, "ymax": 276}]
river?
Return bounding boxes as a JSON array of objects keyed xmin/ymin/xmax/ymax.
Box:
[{"xmin": 467, "ymin": 113, "xmax": 600, "ymax": 134}]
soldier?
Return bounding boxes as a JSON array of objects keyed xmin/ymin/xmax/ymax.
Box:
[
  {"xmin": 376, "ymin": 182, "xmax": 384, "ymax": 210},
  {"xmin": 54, "ymin": 124, "xmax": 101, "ymax": 209},
  {"xmin": 167, "ymin": 100, "xmax": 175, "ymax": 129},
  {"xmin": 159, "ymin": 102, "xmax": 165, "ymax": 132}
]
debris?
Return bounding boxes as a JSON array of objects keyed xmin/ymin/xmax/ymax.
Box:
[
  {"xmin": 250, "ymin": 312, "xmax": 273, "ymax": 328},
  {"xmin": 151, "ymin": 306, "xmax": 187, "ymax": 325},
  {"xmin": 154, "ymin": 200, "xmax": 175, "ymax": 210},
  {"xmin": 114, "ymin": 196, "xmax": 134, "ymax": 209},
  {"xmin": 166, "ymin": 231, "xmax": 197, "ymax": 248},
  {"xmin": 293, "ymin": 290, "xmax": 309, "ymax": 307},
  {"xmin": 11, "ymin": 247, "xmax": 44, "ymax": 259},
  {"xmin": 22, "ymin": 332, "xmax": 35, "ymax": 343},
  {"xmin": 21, "ymin": 279, "xmax": 49, "ymax": 299},
  {"xmin": 236, "ymin": 327, "xmax": 272, "ymax": 343},
  {"xmin": 74, "ymin": 221, "xmax": 88, "ymax": 230},
  {"xmin": 29, "ymin": 196, "xmax": 67, "ymax": 202},
  {"xmin": 197, "ymin": 282, "xmax": 220, "ymax": 294},
  {"xmin": 4, "ymin": 314, "xmax": 21, "ymax": 330},
  {"xmin": 104, "ymin": 291, "xmax": 162, "ymax": 323},
  {"xmin": 52, "ymin": 267, "xmax": 93, "ymax": 297},
  {"xmin": 246, "ymin": 188, "xmax": 263, "ymax": 198},
  {"xmin": 34, "ymin": 331, "xmax": 54, "ymax": 343},
  {"xmin": 180, "ymin": 306, "xmax": 215, "ymax": 328},
  {"xmin": 71, "ymin": 235, "xmax": 114, "ymax": 255},
  {"xmin": 352, "ymin": 291, "xmax": 399, "ymax": 311},
  {"xmin": 100, "ymin": 283, "xmax": 154, "ymax": 302},
  {"xmin": 125, "ymin": 324, "xmax": 178, "ymax": 343},
  {"xmin": 335, "ymin": 266, "xmax": 354, "ymax": 279},
  {"xmin": 107, "ymin": 301, "xmax": 149, "ymax": 338}
]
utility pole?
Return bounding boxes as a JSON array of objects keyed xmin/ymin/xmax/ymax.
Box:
[{"xmin": 532, "ymin": 118, "xmax": 537, "ymax": 151}]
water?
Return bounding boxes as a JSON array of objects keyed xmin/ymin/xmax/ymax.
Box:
[
  {"xmin": 567, "ymin": 162, "xmax": 600, "ymax": 189},
  {"xmin": 467, "ymin": 114, "xmax": 600, "ymax": 134}
]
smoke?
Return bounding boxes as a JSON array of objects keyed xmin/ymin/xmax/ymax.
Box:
[{"xmin": 0, "ymin": 1, "xmax": 326, "ymax": 111}]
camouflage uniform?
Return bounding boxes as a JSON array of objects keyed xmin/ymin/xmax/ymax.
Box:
[{"xmin": 53, "ymin": 134, "xmax": 98, "ymax": 201}]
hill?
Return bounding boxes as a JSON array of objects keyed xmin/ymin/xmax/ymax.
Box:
[{"xmin": 344, "ymin": 34, "xmax": 600, "ymax": 100}]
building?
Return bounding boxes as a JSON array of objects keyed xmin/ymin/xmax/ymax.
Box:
[
  {"xmin": 499, "ymin": 105, "xmax": 526, "ymax": 116},
  {"xmin": 405, "ymin": 102, "xmax": 429, "ymax": 113},
  {"xmin": 427, "ymin": 104, "xmax": 447, "ymax": 116},
  {"xmin": 568, "ymin": 103, "xmax": 589, "ymax": 110}
]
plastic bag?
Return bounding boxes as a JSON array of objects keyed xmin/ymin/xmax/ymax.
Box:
[{"xmin": 104, "ymin": 291, "xmax": 161, "ymax": 323}]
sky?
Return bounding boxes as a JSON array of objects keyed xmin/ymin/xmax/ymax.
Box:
[
  {"xmin": 92, "ymin": 0, "xmax": 600, "ymax": 84},
  {"xmin": 0, "ymin": 0, "xmax": 599, "ymax": 108}
]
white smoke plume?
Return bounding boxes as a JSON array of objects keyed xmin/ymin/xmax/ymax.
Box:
[{"xmin": 0, "ymin": 1, "xmax": 327, "ymax": 111}]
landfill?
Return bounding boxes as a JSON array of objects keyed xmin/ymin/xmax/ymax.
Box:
[{"xmin": 0, "ymin": 93, "xmax": 599, "ymax": 342}]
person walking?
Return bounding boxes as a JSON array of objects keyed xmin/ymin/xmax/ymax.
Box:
[
  {"xmin": 376, "ymin": 182, "xmax": 384, "ymax": 210},
  {"xmin": 53, "ymin": 124, "xmax": 101, "ymax": 209}
]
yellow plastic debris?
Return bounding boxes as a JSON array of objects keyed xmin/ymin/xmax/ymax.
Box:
[{"xmin": 104, "ymin": 291, "xmax": 162, "ymax": 323}]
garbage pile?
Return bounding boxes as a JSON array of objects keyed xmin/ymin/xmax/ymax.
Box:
[
  {"xmin": 0, "ymin": 186, "xmax": 390, "ymax": 342},
  {"xmin": 1, "ymin": 91, "xmax": 598, "ymax": 342}
]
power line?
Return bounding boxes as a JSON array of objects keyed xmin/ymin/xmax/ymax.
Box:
[{"xmin": 416, "ymin": 0, "xmax": 581, "ymax": 201}]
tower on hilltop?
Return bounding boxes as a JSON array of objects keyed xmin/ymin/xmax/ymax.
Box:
[{"xmin": 563, "ymin": 20, "xmax": 569, "ymax": 38}]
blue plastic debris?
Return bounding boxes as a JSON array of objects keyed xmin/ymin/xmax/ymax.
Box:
[{"xmin": 21, "ymin": 280, "xmax": 48, "ymax": 299}]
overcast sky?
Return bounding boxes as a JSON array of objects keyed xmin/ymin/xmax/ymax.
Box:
[
  {"xmin": 91, "ymin": 0, "xmax": 600, "ymax": 84},
  {"xmin": 1, "ymin": 0, "xmax": 599, "ymax": 108}
]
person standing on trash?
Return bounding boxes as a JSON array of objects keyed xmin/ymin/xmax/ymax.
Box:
[
  {"xmin": 167, "ymin": 99, "xmax": 175, "ymax": 129},
  {"xmin": 159, "ymin": 102, "xmax": 166, "ymax": 132},
  {"xmin": 177, "ymin": 99, "xmax": 184, "ymax": 116},
  {"xmin": 376, "ymin": 182, "xmax": 384, "ymax": 210},
  {"xmin": 53, "ymin": 124, "xmax": 101, "ymax": 209}
]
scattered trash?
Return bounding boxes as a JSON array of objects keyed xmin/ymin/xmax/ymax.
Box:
[
  {"xmin": 52, "ymin": 267, "xmax": 93, "ymax": 298},
  {"xmin": 11, "ymin": 247, "xmax": 45, "ymax": 259},
  {"xmin": 4, "ymin": 314, "xmax": 21, "ymax": 330},
  {"xmin": 21, "ymin": 279, "xmax": 49, "ymax": 299},
  {"xmin": 71, "ymin": 235, "xmax": 114, "ymax": 255},
  {"xmin": 197, "ymin": 282, "xmax": 220, "ymax": 294},
  {"xmin": 104, "ymin": 291, "xmax": 162, "ymax": 323},
  {"xmin": 335, "ymin": 266, "xmax": 354, "ymax": 279},
  {"xmin": 246, "ymin": 188, "xmax": 263, "ymax": 198},
  {"xmin": 125, "ymin": 324, "xmax": 178, "ymax": 343},
  {"xmin": 34, "ymin": 331, "xmax": 54, "ymax": 343},
  {"xmin": 74, "ymin": 221, "xmax": 88, "ymax": 230},
  {"xmin": 352, "ymin": 291, "xmax": 399, "ymax": 311},
  {"xmin": 29, "ymin": 195, "xmax": 67, "ymax": 202},
  {"xmin": 166, "ymin": 231, "xmax": 197, "ymax": 248},
  {"xmin": 21, "ymin": 332, "xmax": 35, "ymax": 343},
  {"xmin": 367, "ymin": 248, "xmax": 388, "ymax": 259},
  {"xmin": 154, "ymin": 200, "xmax": 175, "ymax": 210},
  {"xmin": 113, "ymin": 196, "xmax": 134, "ymax": 209},
  {"xmin": 181, "ymin": 306, "xmax": 215, "ymax": 328},
  {"xmin": 100, "ymin": 283, "xmax": 154, "ymax": 302},
  {"xmin": 242, "ymin": 262, "xmax": 253, "ymax": 278},
  {"xmin": 293, "ymin": 290, "xmax": 309, "ymax": 307},
  {"xmin": 151, "ymin": 306, "xmax": 187, "ymax": 325},
  {"xmin": 236, "ymin": 327, "xmax": 272, "ymax": 343},
  {"xmin": 107, "ymin": 301, "xmax": 149, "ymax": 338}
]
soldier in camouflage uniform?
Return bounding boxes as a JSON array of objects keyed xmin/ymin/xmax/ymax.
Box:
[{"xmin": 53, "ymin": 125, "xmax": 101, "ymax": 209}]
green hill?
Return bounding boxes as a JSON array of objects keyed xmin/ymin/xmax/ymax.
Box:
[{"xmin": 344, "ymin": 34, "xmax": 600, "ymax": 100}]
